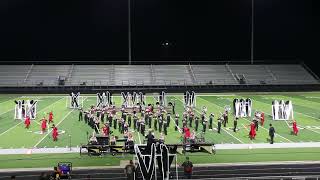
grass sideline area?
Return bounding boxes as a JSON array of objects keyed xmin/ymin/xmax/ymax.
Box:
[
  {"xmin": 1, "ymin": 92, "xmax": 320, "ymax": 168},
  {"xmin": 0, "ymin": 148, "xmax": 320, "ymax": 169}
]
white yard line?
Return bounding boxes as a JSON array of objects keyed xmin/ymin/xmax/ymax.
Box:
[
  {"xmin": 200, "ymin": 97, "xmax": 293, "ymax": 143},
  {"xmin": 0, "ymin": 97, "xmax": 21, "ymax": 105},
  {"xmin": 242, "ymin": 124, "xmax": 249, "ymax": 131},
  {"xmin": 306, "ymin": 128, "xmax": 320, "ymax": 135},
  {"xmin": 0, "ymin": 122, "xmax": 23, "ymax": 136},
  {"xmin": 295, "ymin": 111, "xmax": 320, "ymax": 121},
  {"xmin": 177, "ymin": 98, "xmax": 244, "ymax": 144},
  {"xmin": 0, "ymin": 108, "xmax": 14, "ymax": 116},
  {"xmin": 33, "ymin": 109, "xmax": 74, "ymax": 148},
  {"xmin": 0, "ymin": 97, "xmax": 64, "ymax": 137}
]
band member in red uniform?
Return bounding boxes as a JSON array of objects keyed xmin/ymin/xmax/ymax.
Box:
[
  {"xmin": 102, "ymin": 124, "xmax": 110, "ymax": 137},
  {"xmin": 260, "ymin": 112, "xmax": 265, "ymax": 126},
  {"xmin": 52, "ymin": 124, "xmax": 59, "ymax": 141},
  {"xmin": 24, "ymin": 116, "xmax": 31, "ymax": 129},
  {"xmin": 183, "ymin": 126, "xmax": 191, "ymax": 143},
  {"xmin": 249, "ymin": 121, "xmax": 256, "ymax": 140},
  {"xmin": 41, "ymin": 117, "xmax": 47, "ymax": 134},
  {"xmin": 48, "ymin": 111, "xmax": 54, "ymax": 123},
  {"xmin": 292, "ymin": 120, "xmax": 299, "ymax": 135}
]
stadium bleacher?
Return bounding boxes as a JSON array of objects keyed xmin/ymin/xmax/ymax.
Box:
[{"xmin": 0, "ymin": 64, "xmax": 318, "ymax": 87}]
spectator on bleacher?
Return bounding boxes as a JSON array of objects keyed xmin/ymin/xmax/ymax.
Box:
[
  {"xmin": 181, "ymin": 156, "xmax": 193, "ymax": 179},
  {"xmin": 124, "ymin": 160, "xmax": 136, "ymax": 180}
]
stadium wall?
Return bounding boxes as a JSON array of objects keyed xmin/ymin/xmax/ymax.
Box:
[{"xmin": 0, "ymin": 84, "xmax": 320, "ymax": 94}]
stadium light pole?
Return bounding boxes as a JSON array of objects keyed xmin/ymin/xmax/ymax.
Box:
[
  {"xmin": 250, "ymin": 0, "xmax": 254, "ymax": 64},
  {"xmin": 128, "ymin": 0, "xmax": 132, "ymax": 65}
]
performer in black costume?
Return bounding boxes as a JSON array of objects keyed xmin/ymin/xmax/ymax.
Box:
[
  {"xmin": 233, "ymin": 117, "xmax": 238, "ymax": 132},
  {"xmin": 166, "ymin": 113, "xmax": 171, "ymax": 127},
  {"xmin": 209, "ymin": 113, "xmax": 214, "ymax": 129},
  {"xmin": 217, "ymin": 117, "xmax": 222, "ymax": 134},
  {"xmin": 127, "ymin": 113, "xmax": 132, "ymax": 128},
  {"xmin": 175, "ymin": 114, "xmax": 179, "ymax": 131},
  {"xmin": 195, "ymin": 116, "xmax": 199, "ymax": 131}
]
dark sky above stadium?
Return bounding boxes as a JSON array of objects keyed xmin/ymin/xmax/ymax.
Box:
[{"xmin": 0, "ymin": 0, "xmax": 317, "ymax": 65}]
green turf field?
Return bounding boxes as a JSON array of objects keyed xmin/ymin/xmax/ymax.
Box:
[
  {"xmin": 1, "ymin": 92, "xmax": 320, "ymax": 149},
  {"xmin": 0, "ymin": 92, "xmax": 320, "ymax": 169}
]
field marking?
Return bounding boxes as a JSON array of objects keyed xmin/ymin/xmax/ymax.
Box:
[
  {"xmin": 33, "ymin": 109, "xmax": 74, "ymax": 148},
  {"xmin": 0, "ymin": 108, "xmax": 14, "ymax": 116},
  {"xmin": 305, "ymin": 128, "xmax": 320, "ymax": 135},
  {"xmin": 0, "ymin": 96, "xmax": 22, "ymax": 105},
  {"xmin": 0, "ymin": 97, "xmax": 65, "ymax": 138},
  {"xmin": 242, "ymin": 124, "xmax": 249, "ymax": 131},
  {"xmin": 176, "ymin": 98, "xmax": 244, "ymax": 144},
  {"xmin": 199, "ymin": 97, "xmax": 293, "ymax": 143},
  {"xmin": 0, "ymin": 122, "xmax": 23, "ymax": 137}
]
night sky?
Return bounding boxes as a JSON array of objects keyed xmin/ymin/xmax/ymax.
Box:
[{"xmin": 0, "ymin": 0, "xmax": 317, "ymax": 66}]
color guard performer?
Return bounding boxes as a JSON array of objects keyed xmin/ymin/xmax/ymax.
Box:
[
  {"xmin": 292, "ymin": 120, "xmax": 299, "ymax": 135},
  {"xmin": 249, "ymin": 121, "xmax": 256, "ymax": 140},
  {"xmin": 41, "ymin": 117, "xmax": 47, "ymax": 134},
  {"xmin": 48, "ymin": 111, "xmax": 54, "ymax": 123},
  {"xmin": 24, "ymin": 116, "xmax": 31, "ymax": 129},
  {"xmin": 52, "ymin": 124, "xmax": 58, "ymax": 141}
]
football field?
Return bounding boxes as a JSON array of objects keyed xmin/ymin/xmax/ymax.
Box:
[{"xmin": 1, "ymin": 92, "xmax": 320, "ymax": 149}]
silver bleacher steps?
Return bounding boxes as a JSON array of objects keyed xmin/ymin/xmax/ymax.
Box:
[{"xmin": 0, "ymin": 64, "xmax": 318, "ymax": 86}]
